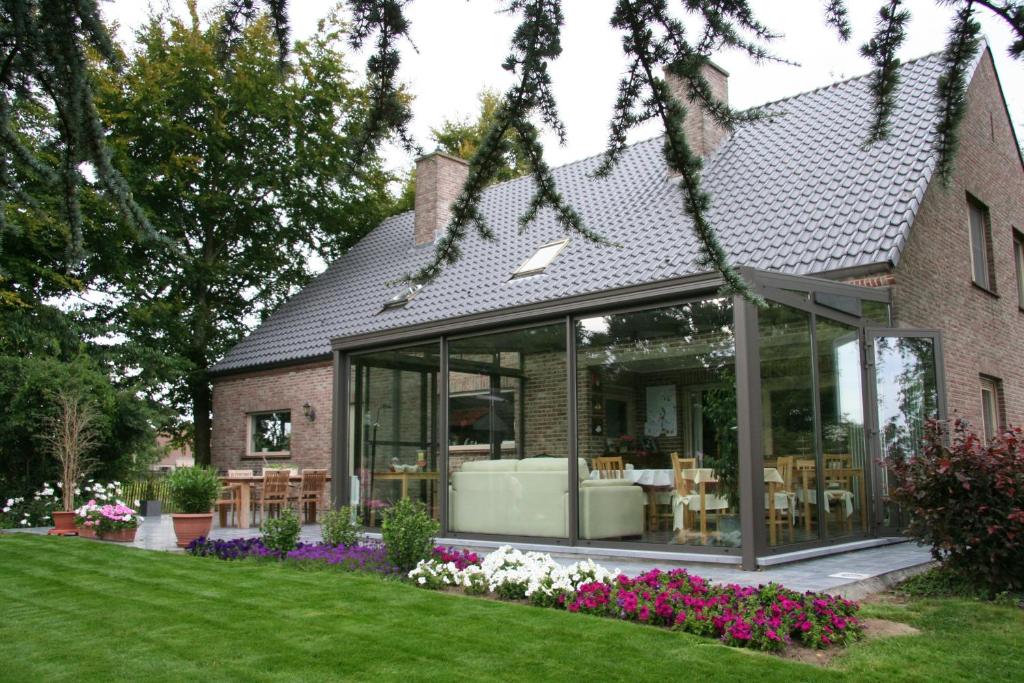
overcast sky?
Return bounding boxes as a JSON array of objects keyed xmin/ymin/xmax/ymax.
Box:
[{"xmin": 105, "ymin": 0, "xmax": 1022, "ymax": 176}]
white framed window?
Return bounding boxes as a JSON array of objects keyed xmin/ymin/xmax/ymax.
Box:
[
  {"xmin": 979, "ymin": 377, "xmax": 1001, "ymax": 441},
  {"xmin": 1014, "ymin": 229, "xmax": 1024, "ymax": 308},
  {"xmin": 248, "ymin": 410, "xmax": 292, "ymax": 456},
  {"xmin": 967, "ymin": 196, "xmax": 994, "ymax": 291},
  {"xmin": 511, "ymin": 239, "xmax": 569, "ymax": 278}
]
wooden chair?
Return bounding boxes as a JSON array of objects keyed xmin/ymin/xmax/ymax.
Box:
[
  {"xmin": 257, "ymin": 469, "xmax": 292, "ymax": 524},
  {"xmin": 289, "ymin": 469, "xmax": 329, "ymax": 524},
  {"xmin": 593, "ymin": 456, "xmax": 625, "ymax": 480},
  {"xmin": 215, "ymin": 483, "xmax": 239, "ymax": 528},
  {"xmin": 227, "ymin": 469, "xmax": 256, "ymax": 520},
  {"xmin": 669, "ymin": 453, "xmax": 697, "ymax": 541},
  {"xmin": 765, "ymin": 456, "xmax": 795, "ymax": 545},
  {"xmin": 823, "ymin": 454, "xmax": 856, "ymax": 533}
]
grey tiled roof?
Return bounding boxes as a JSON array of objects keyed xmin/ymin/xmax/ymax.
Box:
[{"xmin": 212, "ymin": 51, "xmax": 955, "ymax": 374}]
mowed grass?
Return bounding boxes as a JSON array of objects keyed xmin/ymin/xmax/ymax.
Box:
[{"xmin": 0, "ymin": 534, "xmax": 1020, "ymax": 682}]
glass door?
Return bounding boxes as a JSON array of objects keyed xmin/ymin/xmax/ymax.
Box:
[{"xmin": 865, "ymin": 330, "xmax": 945, "ymax": 534}]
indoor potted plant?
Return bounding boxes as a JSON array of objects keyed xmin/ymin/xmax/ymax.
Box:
[
  {"xmin": 167, "ymin": 466, "xmax": 221, "ymax": 548},
  {"xmin": 95, "ymin": 502, "xmax": 141, "ymax": 542},
  {"xmin": 44, "ymin": 390, "xmax": 99, "ymax": 535}
]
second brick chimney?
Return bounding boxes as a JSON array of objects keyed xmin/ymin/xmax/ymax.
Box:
[
  {"xmin": 414, "ymin": 152, "xmax": 470, "ymax": 245},
  {"xmin": 664, "ymin": 60, "xmax": 730, "ymax": 158}
]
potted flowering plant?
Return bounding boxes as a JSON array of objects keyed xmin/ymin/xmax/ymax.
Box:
[
  {"xmin": 95, "ymin": 502, "xmax": 141, "ymax": 542},
  {"xmin": 74, "ymin": 500, "xmax": 103, "ymax": 538},
  {"xmin": 167, "ymin": 466, "xmax": 221, "ymax": 548}
]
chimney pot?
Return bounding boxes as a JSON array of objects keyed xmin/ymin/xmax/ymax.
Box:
[
  {"xmin": 414, "ymin": 152, "xmax": 470, "ymax": 245},
  {"xmin": 663, "ymin": 60, "xmax": 730, "ymax": 159}
]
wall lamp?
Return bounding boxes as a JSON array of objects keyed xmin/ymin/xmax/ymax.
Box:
[{"xmin": 302, "ymin": 402, "xmax": 316, "ymax": 421}]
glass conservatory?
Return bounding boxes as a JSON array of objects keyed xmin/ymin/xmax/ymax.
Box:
[{"xmin": 332, "ymin": 268, "xmax": 944, "ymax": 569}]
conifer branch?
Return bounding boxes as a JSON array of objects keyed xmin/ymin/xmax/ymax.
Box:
[
  {"xmin": 861, "ymin": 0, "xmax": 910, "ymax": 144},
  {"xmin": 823, "ymin": 0, "xmax": 852, "ymax": 41},
  {"xmin": 934, "ymin": 2, "xmax": 982, "ymax": 183}
]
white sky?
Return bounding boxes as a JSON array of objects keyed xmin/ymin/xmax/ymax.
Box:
[{"xmin": 105, "ymin": 0, "xmax": 1022, "ymax": 178}]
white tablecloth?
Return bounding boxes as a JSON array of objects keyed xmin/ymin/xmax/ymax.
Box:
[{"xmin": 589, "ymin": 467, "xmax": 674, "ymax": 487}]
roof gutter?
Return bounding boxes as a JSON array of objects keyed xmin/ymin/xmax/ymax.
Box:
[{"xmin": 332, "ymin": 270, "xmax": 726, "ymax": 352}]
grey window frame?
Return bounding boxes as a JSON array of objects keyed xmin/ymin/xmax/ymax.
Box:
[{"xmin": 967, "ymin": 195, "xmax": 995, "ymax": 292}]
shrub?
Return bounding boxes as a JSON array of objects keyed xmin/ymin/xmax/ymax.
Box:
[
  {"xmin": 890, "ymin": 419, "xmax": 1024, "ymax": 592},
  {"xmin": 166, "ymin": 467, "xmax": 221, "ymax": 514},
  {"xmin": 321, "ymin": 506, "xmax": 361, "ymax": 547},
  {"xmin": 261, "ymin": 508, "xmax": 301, "ymax": 554},
  {"xmin": 380, "ymin": 499, "xmax": 439, "ymax": 572}
]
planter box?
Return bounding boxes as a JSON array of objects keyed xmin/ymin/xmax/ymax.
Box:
[
  {"xmin": 139, "ymin": 500, "xmax": 162, "ymax": 517},
  {"xmin": 99, "ymin": 527, "xmax": 138, "ymax": 543}
]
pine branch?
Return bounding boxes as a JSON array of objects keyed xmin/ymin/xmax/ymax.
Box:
[
  {"xmin": 406, "ymin": 0, "xmax": 602, "ymax": 286},
  {"xmin": 934, "ymin": 2, "xmax": 981, "ymax": 183},
  {"xmin": 861, "ymin": 0, "xmax": 910, "ymax": 144},
  {"xmin": 823, "ymin": 0, "xmax": 852, "ymax": 41},
  {"xmin": 347, "ymin": 0, "xmax": 420, "ymax": 171},
  {"xmin": 600, "ymin": 0, "xmax": 764, "ymax": 303},
  {"xmin": 971, "ymin": 1, "xmax": 1023, "ymax": 58}
]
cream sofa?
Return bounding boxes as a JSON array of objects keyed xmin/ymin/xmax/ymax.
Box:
[{"xmin": 449, "ymin": 457, "xmax": 645, "ymax": 539}]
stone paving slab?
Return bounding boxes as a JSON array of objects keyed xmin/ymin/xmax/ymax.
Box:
[{"xmin": 9, "ymin": 516, "xmax": 933, "ymax": 596}]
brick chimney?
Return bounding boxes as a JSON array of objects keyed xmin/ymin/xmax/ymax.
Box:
[
  {"xmin": 663, "ymin": 60, "xmax": 730, "ymax": 158},
  {"xmin": 414, "ymin": 151, "xmax": 470, "ymax": 245}
]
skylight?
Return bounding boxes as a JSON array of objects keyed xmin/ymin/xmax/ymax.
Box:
[
  {"xmin": 382, "ymin": 284, "xmax": 422, "ymax": 310},
  {"xmin": 511, "ymin": 239, "xmax": 569, "ymax": 279}
]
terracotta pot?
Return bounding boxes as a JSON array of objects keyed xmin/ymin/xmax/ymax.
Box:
[
  {"xmin": 172, "ymin": 513, "xmax": 213, "ymax": 548},
  {"xmin": 99, "ymin": 527, "xmax": 137, "ymax": 543},
  {"xmin": 77, "ymin": 524, "xmax": 97, "ymax": 538},
  {"xmin": 52, "ymin": 511, "xmax": 77, "ymax": 532}
]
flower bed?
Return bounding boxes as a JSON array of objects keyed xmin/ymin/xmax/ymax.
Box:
[
  {"xmin": 408, "ymin": 546, "xmax": 862, "ymax": 652},
  {"xmin": 185, "ymin": 537, "xmax": 400, "ymax": 575}
]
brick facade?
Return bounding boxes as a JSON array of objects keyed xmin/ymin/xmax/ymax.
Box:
[
  {"xmin": 887, "ymin": 51, "xmax": 1024, "ymax": 429},
  {"xmin": 211, "ymin": 360, "xmax": 333, "ymax": 472}
]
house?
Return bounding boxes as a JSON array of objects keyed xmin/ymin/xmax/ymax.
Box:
[
  {"xmin": 150, "ymin": 434, "xmax": 194, "ymax": 471},
  {"xmin": 208, "ymin": 44, "xmax": 1023, "ymax": 570}
]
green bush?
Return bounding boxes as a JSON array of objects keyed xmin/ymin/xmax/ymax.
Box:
[
  {"xmin": 321, "ymin": 506, "xmax": 361, "ymax": 547},
  {"xmin": 166, "ymin": 467, "xmax": 220, "ymax": 514},
  {"xmin": 381, "ymin": 499, "xmax": 439, "ymax": 572},
  {"xmin": 261, "ymin": 507, "xmax": 301, "ymax": 554}
]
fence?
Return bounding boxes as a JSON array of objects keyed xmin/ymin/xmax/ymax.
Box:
[{"xmin": 122, "ymin": 478, "xmax": 178, "ymax": 513}]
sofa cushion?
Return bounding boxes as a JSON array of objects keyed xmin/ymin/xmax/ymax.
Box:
[
  {"xmin": 515, "ymin": 457, "xmax": 568, "ymax": 473},
  {"xmin": 460, "ymin": 459, "xmax": 519, "ymax": 473}
]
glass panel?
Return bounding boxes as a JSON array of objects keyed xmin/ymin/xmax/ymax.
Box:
[
  {"xmin": 968, "ymin": 200, "xmax": 989, "ymax": 287},
  {"xmin": 251, "ymin": 411, "xmax": 291, "ymax": 453},
  {"xmin": 861, "ymin": 300, "xmax": 890, "ymax": 326},
  {"xmin": 873, "ymin": 336, "xmax": 940, "ymax": 529},
  {"xmin": 816, "ymin": 318, "xmax": 868, "ymax": 538},
  {"xmin": 981, "ymin": 380, "xmax": 997, "ymax": 441},
  {"xmin": 760, "ymin": 303, "xmax": 818, "ymax": 546},
  {"xmin": 448, "ymin": 323, "xmax": 567, "ymax": 538},
  {"xmin": 575, "ymin": 298, "xmax": 738, "ymax": 547},
  {"xmin": 350, "ymin": 344, "xmax": 440, "ymax": 527}
]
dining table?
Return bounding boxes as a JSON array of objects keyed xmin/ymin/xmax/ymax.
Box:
[{"xmin": 219, "ymin": 472, "xmax": 331, "ymax": 529}]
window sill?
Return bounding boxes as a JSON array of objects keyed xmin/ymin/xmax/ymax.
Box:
[
  {"xmin": 970, "ymin": 281, "xmax": 1000, "ymax": 298},
  {"xmin": 243, "ymin": 453, "xmax": 291, "ymax": 460}
]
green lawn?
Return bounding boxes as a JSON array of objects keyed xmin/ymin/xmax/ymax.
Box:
[{"xmin": 0, "ymin": 535, "xmax": 1020, "ymax": 682}]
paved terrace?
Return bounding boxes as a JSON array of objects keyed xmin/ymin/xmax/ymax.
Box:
[{"xmin": 10, "ymin": 516, "xmax": 933, "ymax": 598}]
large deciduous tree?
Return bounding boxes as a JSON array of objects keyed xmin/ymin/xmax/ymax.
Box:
[{"xmin": 96, "ymin": 8, "xmax": 395, "ymax": 465}]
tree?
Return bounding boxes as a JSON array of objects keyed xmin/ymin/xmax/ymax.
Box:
[
  {"xmin": 392, "ymin": 89, "xmax": 530, "ymax": 214},
  {"xmin": 43, "ymin": 388, "xmax": 100, "ymax": 510},
  {"xmin": 95, "ymin": 8, "xmax": 395, "ymax": 465}
]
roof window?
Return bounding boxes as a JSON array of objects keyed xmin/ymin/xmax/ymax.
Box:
[
  {"xmin": 511, "ymin": 239, "xmax": 569, "ymax": 279},
  {"xmin": 382, "ymin": 284, "xmax": 422, "ymax": 310}
]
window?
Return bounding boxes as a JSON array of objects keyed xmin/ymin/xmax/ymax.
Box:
[
  {"xmin": 980, "ymin": 376, "xmax": 1003, "ymax": 441},
  {"xmin": 382, "ymin": 284, "xmax": 422, "ymax": 310},
  {"xmin": 512, "ymin": 239, "xmax": 569, "ymax": 278},
  {"xmin": 1014, "ymin": 230, "xmax": 1024, "ymax": 308},
  {"xmin": 967, "ymin": 197, "xmax": 994, "ymax": 291},
  {"xmin": 249, "ymin": 411, "xmax": 291, "ymax": 455}
]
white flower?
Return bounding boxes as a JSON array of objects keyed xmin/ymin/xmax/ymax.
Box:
[
  {"xmin": 2, "ymin": 506, "xmax": 9, "ymax": 513},
  {"xmin": 5, "ymin": 499, "xmax": 12, "ymax": 507},
  {"xmin": 19, "ymin": 519, "xmax": 28, "ymax": 525},
  {"xmin": 417, "ymin": 577, "xmax": 426, "ymax": 585}
]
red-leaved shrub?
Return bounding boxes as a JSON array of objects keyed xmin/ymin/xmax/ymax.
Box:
[{"xmin": 891, "ymin": 419, "xmax": 1024, "ymax": 592}]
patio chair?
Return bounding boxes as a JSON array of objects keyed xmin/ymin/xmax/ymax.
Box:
[
  {"xmin": 765, "ymin": 456, "xmax": 796, "ymax": 545},
  {"xmin": 593, "ymin": 456, "xmax": 625, "ymax": 480},
  {"xmin": 289, "ymin": 469, "xmax": 329, "ymax": 524},
  {"xmin": 215, "ymin": 482, "xmax": 240, "ymax": 528},
  {"xmin": 668, "ymin": 453, "xmax": 697, "ymax": 540},
  {"xmin": 227, "ymin": 469, "xmax": 256, "ymax": 521},
  {"xmin": 256, "ymin": 469, "xmax": 292, "ymax": 524}
]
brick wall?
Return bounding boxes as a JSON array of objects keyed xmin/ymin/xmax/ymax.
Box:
[
  {"xmin": 211, "ymin": 360, "xmax": 333, "ymax": 472},
  {"xmin": 664, "ymin": 61, "xmax": 730, "ymax": 158},
  {"xmin": 888, "ymin": 50, "xmax": 1024, "ymax": 429},
  {"xmin": 414, "ymin": 152, "xmax": 469, "ymax": 245}
]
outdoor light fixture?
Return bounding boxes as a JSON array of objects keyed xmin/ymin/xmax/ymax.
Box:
[{"xmin": 302, "ymin": 402, "xmax": 315, "ymax": 421}]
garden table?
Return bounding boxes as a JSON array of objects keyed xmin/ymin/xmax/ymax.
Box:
[{"xmin": 219, "ymin": 473, "xmax": 331, "ymax": 529}]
